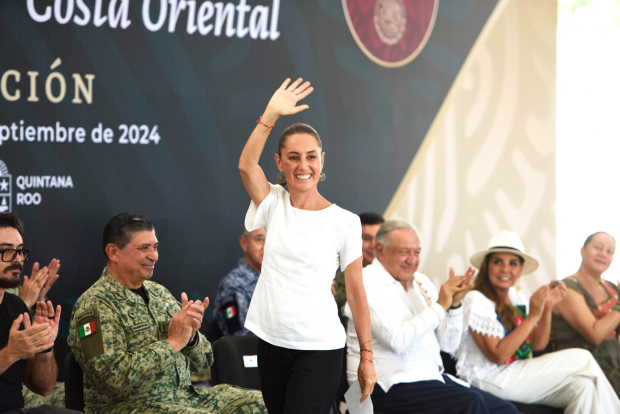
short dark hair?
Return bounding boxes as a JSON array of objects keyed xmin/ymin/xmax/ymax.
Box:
[
  {"xmin": 584, "ymin": 231, "xmax": 616, "ymax": 248},
  {"xmin": 0, "ymin": 212, "xmax": 24, "ymax": 236},
  {"xmin": 359, "ymin": 212, "xmax": 384, "ymax": 226},
  {"xmin": 102, "ymin": 213, "xmax": 155, "ymax": 260}
]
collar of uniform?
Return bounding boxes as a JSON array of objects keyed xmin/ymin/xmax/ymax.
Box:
[
  {"xmin": 101, "ymin": 267, "xmax": 149, "ymax": 304},
  {"xmin": 237, "ymin": 258, "xmax": 260, "ymax": 280}
]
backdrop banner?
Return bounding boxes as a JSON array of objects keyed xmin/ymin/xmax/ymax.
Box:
[{"xmin": 0, "ymin": 0, "xmax": 532, "ymax": 376}]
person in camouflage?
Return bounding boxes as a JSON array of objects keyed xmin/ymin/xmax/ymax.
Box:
[
  {"xmin": 68, "ymin": 213, "xmax": 266, "ymax": 414},
  {"xmin": 214, "ymin": 227, "xmax": 265, "ymax": 337}
]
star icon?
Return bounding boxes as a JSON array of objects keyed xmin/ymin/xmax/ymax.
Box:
[{"xmin": 0, "ymin": 179, "xmax": 8, "ymax": 192}]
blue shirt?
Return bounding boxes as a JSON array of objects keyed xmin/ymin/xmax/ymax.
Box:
[{"xmin": 214, "ymin": 258, "xmax": 260, "ymax": 336}]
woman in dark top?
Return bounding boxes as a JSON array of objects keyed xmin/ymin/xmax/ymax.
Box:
[{"xmin": 552, "ymin": 232, "xmax": 620, "ymax": 395}]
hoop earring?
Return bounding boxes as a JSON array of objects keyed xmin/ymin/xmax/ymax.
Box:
[
  {"xmin": 319, "ymin": 172, "xmax": 326, "ymax": 181},
  {"xmin": 277, "ymin": 171, "xmax": 285, "ymax": 183}
]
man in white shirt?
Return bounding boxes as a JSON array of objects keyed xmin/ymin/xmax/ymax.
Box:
[{"xmin": 345, "ymin": 219, "xmax": 518, "ymax": 414}]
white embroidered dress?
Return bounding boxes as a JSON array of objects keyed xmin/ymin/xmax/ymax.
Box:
[{"xmin": 454, "ymin": 288, "xmax": 530, "ymax": 389}]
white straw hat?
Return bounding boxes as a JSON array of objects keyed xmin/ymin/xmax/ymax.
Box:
[{"xmin": 470, "ymin": 230, "xmax": 539, "ymax": 275}]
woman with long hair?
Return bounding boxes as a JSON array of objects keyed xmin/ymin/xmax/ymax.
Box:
[
  {"xmin": 455, "ymin": 231, "xmax": 620, "ymax": 413},
  {"xmin": 552, "ymin": 232, "xmax": 620, "ymax": 395},
  {"xmin": 238, "ymin": 78, "xmax": 376, "ymax": 413}
]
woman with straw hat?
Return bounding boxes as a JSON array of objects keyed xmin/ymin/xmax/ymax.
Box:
[{"xmin": 454, "ymin": 231, "xmax": 620, "ymax": 413}]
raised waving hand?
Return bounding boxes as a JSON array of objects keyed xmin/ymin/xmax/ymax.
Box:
[
  {"xmin": 239, "ymin": 77, "xmax": 314, "ymax": 206},
  {"xmin": 266, "ymin": 78, "xmax": 314, "ymax": 116}
]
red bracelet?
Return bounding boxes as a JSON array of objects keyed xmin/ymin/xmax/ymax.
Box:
[
  {"xmin": 360, "ymin": 355, "xmax": 376, "ymax": 364},
  {"xmin": 257, "ymin": 115, "xmax": 274, "ymax": 134}
]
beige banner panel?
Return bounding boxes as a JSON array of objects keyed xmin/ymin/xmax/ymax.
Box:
[{"xmin": 384, "ymin": 0, "xmax": 557, "ymax": 296}]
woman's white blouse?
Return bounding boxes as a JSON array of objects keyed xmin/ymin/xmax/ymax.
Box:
[
  {"xmin": 455, "ymin": 288, "xmax": 530, "ymax": 389},
  {"xmin": 244, "ymin": 183, "xmax": 362, "ymax": 350}
]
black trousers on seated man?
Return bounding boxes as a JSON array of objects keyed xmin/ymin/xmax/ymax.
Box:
[{"xmin": 372, "ymin": 374, "xmax": 518, "ymax": 414}]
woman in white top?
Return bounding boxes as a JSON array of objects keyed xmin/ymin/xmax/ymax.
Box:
[
  {"xmin": 455, "ymin": 230, "xmax": 620, "ymax": 413},
  {"xmin": 238, "ymin": 78, "xmax": 376, "ymax": 413}
]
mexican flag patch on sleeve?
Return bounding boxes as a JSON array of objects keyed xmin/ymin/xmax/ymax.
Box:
[
  {"xmin": 225, "ymin": 305, "xmax": 237, "ymax": 319},
  {"xmin": 78, "ymin": 321, "xmax": 97, "ymax": 338}
]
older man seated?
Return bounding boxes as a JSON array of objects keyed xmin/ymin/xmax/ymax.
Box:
[
  {"xmin": 344, "ymin": 219, "xmax": 518, "ymax": 414},
  {"xmin": 68, "ymin": 213, "xmax": 266, "ymax": 414}
]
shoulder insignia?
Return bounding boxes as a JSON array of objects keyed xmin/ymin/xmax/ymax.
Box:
[
  {"xmin": 76, "ymin": 308, "xmax": 98, "ymax": 323},
  {"xmin": 131, "ymin": 321, "xmax": 150, "ymax": 333},
  {"xmin": 77, "ymin": 315, "xmax": 104, "ymax": 362},
  {"xmin": 113, "ymin": 291, "xmax": 126, "ymax": 301}
]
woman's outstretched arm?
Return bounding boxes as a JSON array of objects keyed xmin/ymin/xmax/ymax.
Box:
[
  {"xmin": 239, "ymin": 78, "xmax": 313, "ymax": 205},
  {"xmin": 345, "ymin": 257, "xmax": 377, "ymax": 402}
]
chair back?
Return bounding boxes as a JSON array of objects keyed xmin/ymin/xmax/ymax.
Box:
[
  {"xmin": 64, "ymin": 352, "xmax": 85, "ymax": 412},
  {"xmin": 203, "ymin": 319, "xmax": 224, "ymax": 343},
  {"xmin": 210, "ymin": 335, "xmax": 261, "ymax": 390}
]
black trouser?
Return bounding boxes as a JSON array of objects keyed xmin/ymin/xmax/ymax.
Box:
[
  {"xmin": 257, "ymin": 339, "xmax": 343, "ymax": 414},
  {"xmin": 372, "ymin": 375, "xmax": 518, "ymax": 414}
]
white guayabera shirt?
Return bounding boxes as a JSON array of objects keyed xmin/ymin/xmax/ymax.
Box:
[{"xmin": 345, "ymin": 259, "xmax": 463, "ymax": 391}]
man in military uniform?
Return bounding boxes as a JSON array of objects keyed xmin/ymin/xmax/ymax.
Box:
[
  {"xmin": 68, "ymin": 213, "xmax": 266, "ymax": 414},
  {"xmin": 214, "ymin": 227, "xmax": 264, "ymax": 336}
]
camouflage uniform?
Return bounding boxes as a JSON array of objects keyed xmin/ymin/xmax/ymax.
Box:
[
  {"xmin": 213, "ymin": 259, "xmax": 259, "ymax": 336},
  {"xmin": 68, "ymin": 268, "xmax": 266, "ymax": 414},
  {"xmin": 22, "ymin": 382, "xmax": 66, "ymax": 408}
]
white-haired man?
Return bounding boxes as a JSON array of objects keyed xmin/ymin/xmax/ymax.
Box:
[{"xmin": 344, "ymin": 219, "xmax": 518, "ymax": 414}]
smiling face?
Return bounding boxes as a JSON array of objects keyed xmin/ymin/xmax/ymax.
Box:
[
  {"xmin": 107, "ymin": 230, "xmax": 159, "ymax": 288},
  {"xmin": 375, "ymin": 228, "xmax": 421, "ymax": 285},
  {"xmin": 0, "ymin": 227, "xmax": 25, "ymax": 290},
  {"xmin": 581, "ymin": 233, "xmax": 615, "ymax": 275},
  {"xmin": 275, "ymin": 133, "xmax": 325, "ymax": 193},
  {"xmin": 487, "ymin": 252, "xmax": 524, "ymax": 292}
]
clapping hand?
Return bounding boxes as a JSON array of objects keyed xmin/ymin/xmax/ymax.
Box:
[
  {"xmin": 181, "ymin": 292, "xmax": 209, "ymax": 335},
  {"xmin": 545, "ymin": 281, "xmax": 567, "ymax": 309},
  {"xmin": 451, "ymin": 266, "xmax": 476, "ymax": 306},
  {"xmin": 266, "ymin": 78, "xmax": 314, "ymax": 116},
  {"xmin": 30, "ymin": 300, "xmax": 61, "ymax": 347},
  {"xmin": 20, "ymin": 262, "xmax": 49, "ymax": 308},
  {"xmin": 38, "ymin": 259, "xmax": 60, "ymax": 303},
  {"xmin": 166, "ymin": 293, "xmax": 209, "ymax": 353},
  {"xmin": 529, "ymin": 285, "xmax": 549, "ymax": 320},
  {"xmin": 5, "ymin": 314, "xmax": 54, "ymax": 361}
]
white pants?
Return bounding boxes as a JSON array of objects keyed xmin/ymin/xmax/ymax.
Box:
[{"xmin": 480, "ymin": 348, "xmax": 620, "ymax": 414}]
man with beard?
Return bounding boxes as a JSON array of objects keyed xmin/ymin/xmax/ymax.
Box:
[{"xmin": 0, "ymin": 213, "xmax": 77, "ymax": 414}]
